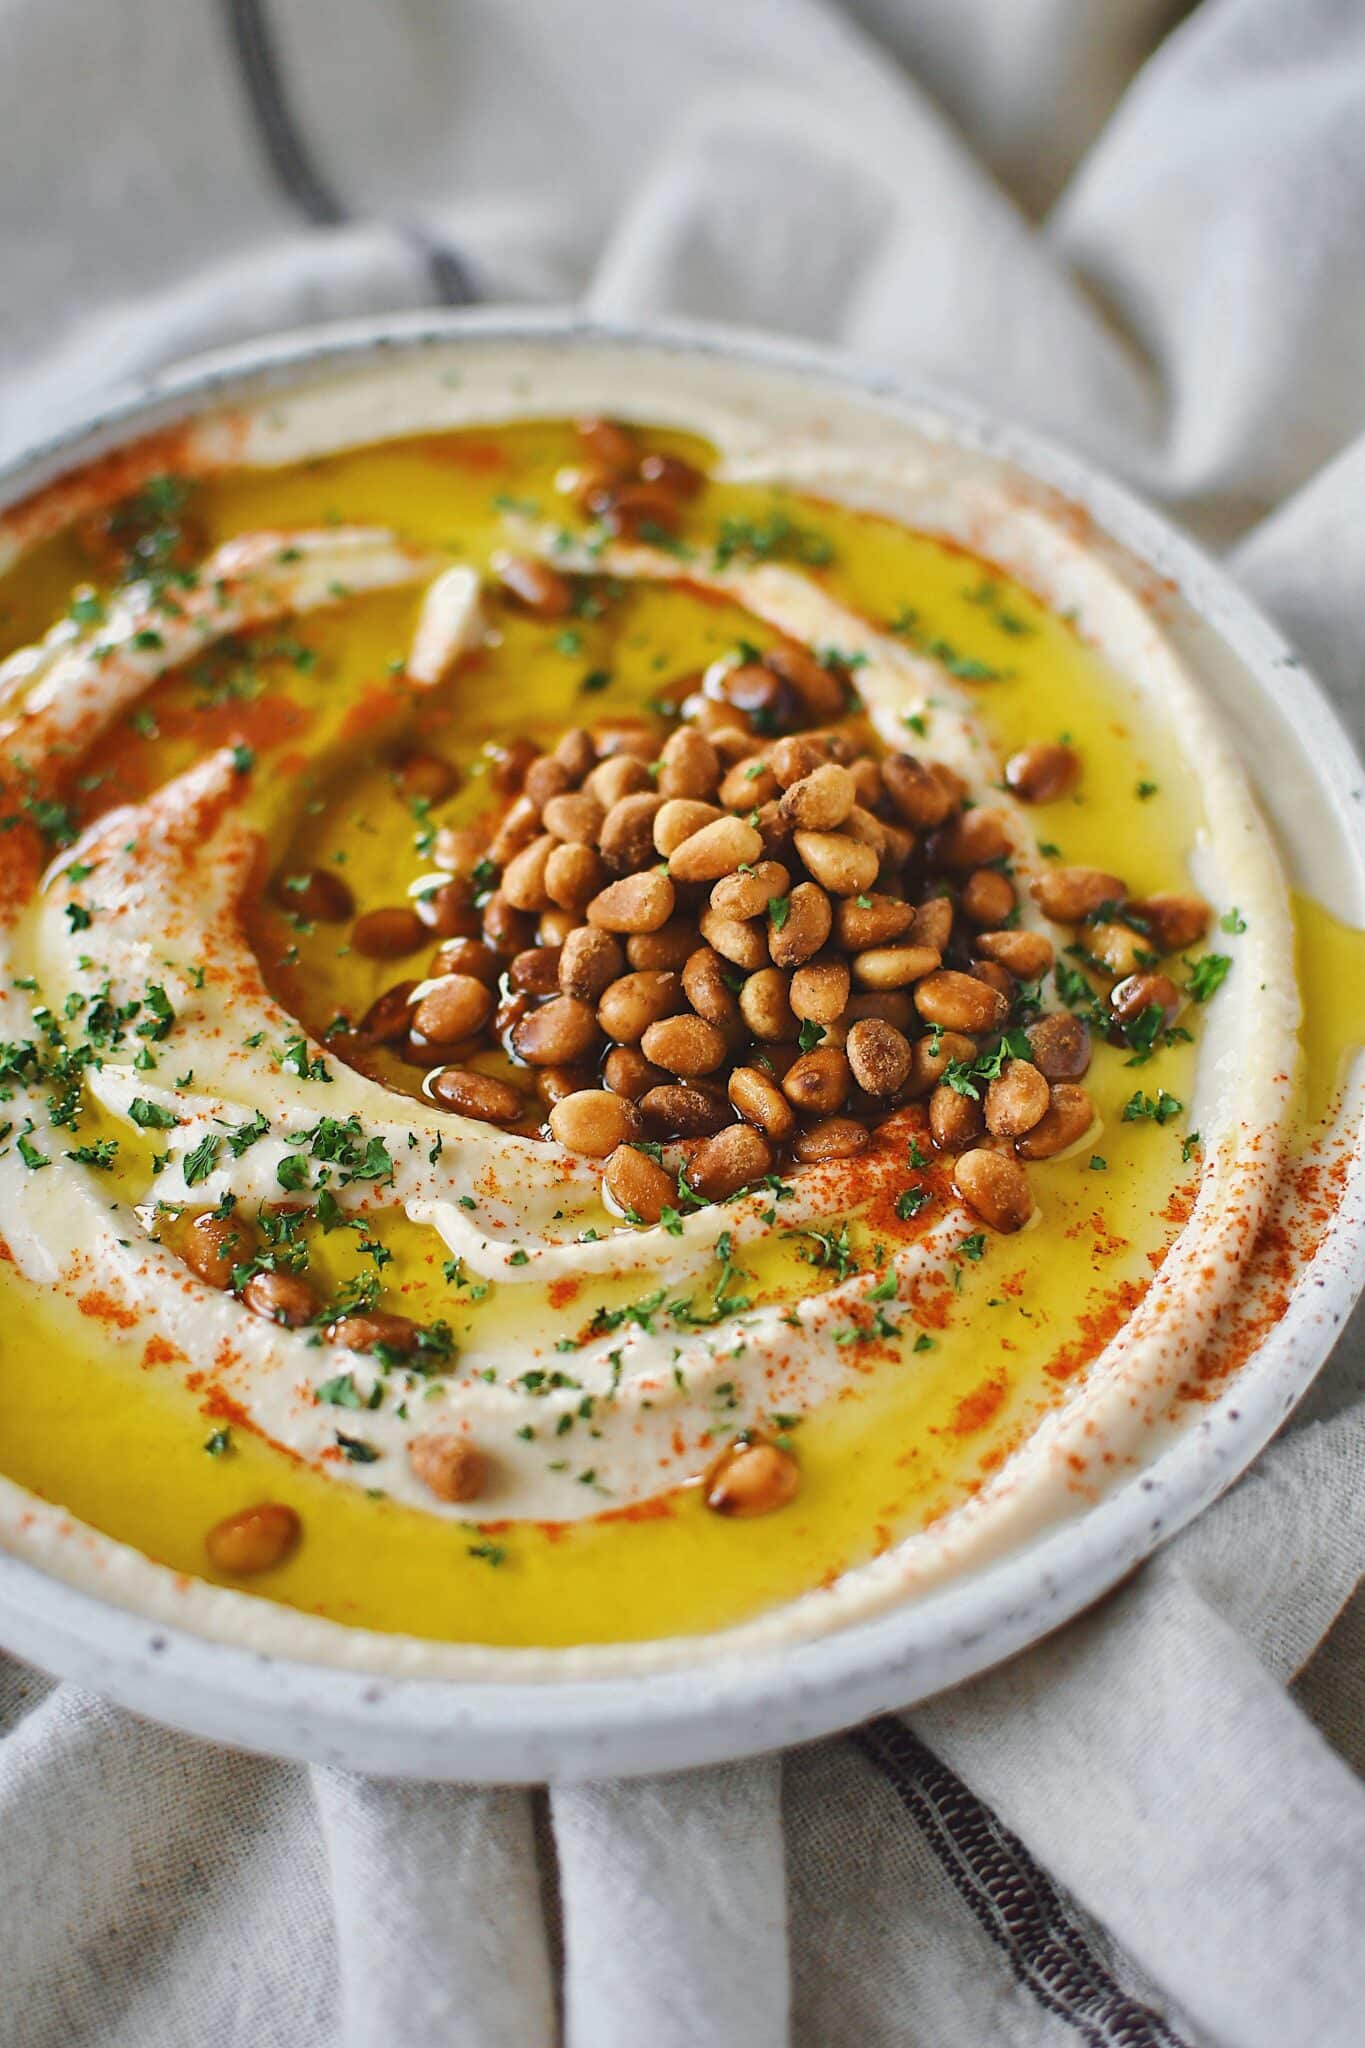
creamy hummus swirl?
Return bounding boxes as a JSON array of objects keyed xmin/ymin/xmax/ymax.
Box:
[{"xmin": 0, "ymin": 341, "xmax": 1302, "ymax": 1676}]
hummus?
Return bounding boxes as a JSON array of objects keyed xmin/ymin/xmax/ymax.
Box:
[{"xmin": 0, "ymin": 343, "xmax": 1314, "ymax": 1676}]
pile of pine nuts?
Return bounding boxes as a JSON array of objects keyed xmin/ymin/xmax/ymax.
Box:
[{"xmin": 304, "ymin": 424, "xmax": 1212, "ymax": 1241}]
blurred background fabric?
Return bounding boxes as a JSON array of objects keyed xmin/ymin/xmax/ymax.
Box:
[{"xmin": 2, "ymin": 3, "xmax": 1364, "ymax": 2044}]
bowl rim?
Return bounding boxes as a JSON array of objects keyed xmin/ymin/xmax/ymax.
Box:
[{"xmin": 1, "ymin": 305, "xmax": 1362, "ymax": 1782}]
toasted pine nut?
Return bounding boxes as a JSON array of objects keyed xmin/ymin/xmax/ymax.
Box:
[
  {"xmin": 587, "ymin": 871, "xmax": 676, "ymax": 933},
  {"xmin": 181, "ymin": 1211, "xmax": 257, "ymax": 1290},
  {"xmin": 768, "ymin": 880, "xmax": 832, "ymax": 968},
  {"xmin": 627, "ymin": 918, "xmax": 700, "ymax": 971},
  {"xmin": 586, "ymin": 753, "xmax": 652, "ymax": 808},
  {"xmin": 906, "ymin": 1029, "xmax": 976, "ymax": 1098},
  {"xmin": 846, "ymin": 1018, "xmax": 913, "ymax": 1098},
  {"xmin": 779, "ymin": 761, "xmax": 856, "ymax": 831},
  {"xmin": 852, "ymin": 943, "xmax": 941, "ymax": 990},
  {"xmin": 325, "ymin": 1311, "xmax": 424, "ymax": 1355},
  {"xmin": 843, "ymin": 805, "xmax": 887, "ymax": 858},
  {"xmin": 639, "ymin": 450, "xmax": 705, "ymax": 498},
  {"xmin": 710, "ymin": 860, "xmax": 790, "ymax": 922},
  {"xmin": 669, "ymin": 814, "xmax": 765, "ymax": 884},
  {"xmin": 835, "ymin": 893, "xmax": 916, "ymax": 949},
  {"xmin": 658, "ymin": 727, "xmax": 721, "ymax": 801},
  {"xmin": 929, "ymin": 1084, "xmax": 985, "ymax": 1152},
  {"xmin": 850, "ymin": 756, "xmax": 884, "ymax": 806},
  {"xmin": 498, "ymin": 555, "xmax": 572, "ymax": 617},
  {"xmin": 705, "ymin": 1439, "xmax": 800, "ymax": 1517},
  {"xmin": 640, "ymin": 1084, "xmax": 733, "ymax": 1139},
  {"xmin": 935, "ymin": 809, "xmax": 1011, "ymax": 870},
  {"xmin": 482, "ymin": 893, "xmax": 537, "ymax": 956},
  {"xmin": 206, "ymin": 1502, "xmax": 301, "ymax": 1576},
  {"xmin": 844, "ymin": 990, "xmax": 915, "ymax": 1032},
  {"xmin": 910, "ymin": 896, "xmax": 954, "ymax": 950},
  {"xmin": 601, "ymin": 791, "xmax": 666, "ymax": 873},
  {"xmin": 682, "ymin": 945, "xmax": 744, "ymax": 1028},
  {"xmin": 558, "ymin": 927, "xmax": 623, "ymax": 1002},
  {"xmin": 576, "ymin": 416, "xmax": 638, "ymax": 470},
  {"xmin": 960, "ymin": 867, "xmax": 1015, "ymax": 927},
  {"xmin": 769, "ymin": 734, "xmax": 832, "ymax": 788},
  {"xmin": 719, "ymin": 754, "xmax": 780, "ymax": 808},
  {"xmin": 1125, "ymin": 893, "xmax": 1210, "ymax": 954},
  {"xmin": 1086, "ymin": 921, "xmax": 1150, "ymax": 979},
  {"xmin": 497, "ymin": 833, "xmax": 554, "ymax": 912},
  {"xmin": 699, "ymin": 907, "xmax": 768, "ymax": 970},
  {"xmin": 427, "ymin": 1067, "xmax": 526, "ymax": 1123},
  {"xmin": 434, "ymin": 825, "xmax": 487, "ymax": 882},
  {"xmin": 684, "ymin": 1123, "xmax": 774, "ymax": 1201},
  {"xmin": 882, "ymin": 753, "xmax": 956, "ymax": 829},
  {"xmin": 411, "ymin": 974, "xmax": 495, "ymax": 1046},
  {"xmin": 752, "ymin": 799, "xmax": 795, "ymax": 866},
  {"xmin": 544, "ymin": 842, "xmax": 606, "ymax": 915},
  {"xmin": 914, "ymin": 970, "xmax": 1008, "ymax": 1033},
  {"xmin": 641, "ymin": 1013, "xmax": 728, "ymax": 1077},
  {"xmin": 430, "ymin": 938, "xmax": 500, "ymax": 985},
  {"xmin": 739, "ymin": 967, "xmax": 797, "ymax": 1043},
  {"xmin": 1110, "ymin": 972, "xmax": 1182, "ymax": 1028},
  {"xmin": 782, "ymin": 1046, "xmax": 851, "ymax": 1114},
  {"xmin": 603, "ymin": 1142, "xmax": 676, "ymax": 1224},
  {"xmin": 764, "ymin": 643, "xmax": 847, "ymax": 721},
  {"xmin": 593, "ymin": 718, "xmax": 661, "ymax": 764},
  {"xmin": 1015, "ymin": 1084, "xmax": 1095, "ymax": 1160},
  {"xmin": 714, "ymin": 662, "xmax": 793, "ymax": 727},
  {"xmin": 534, "ymin": 1063, "xmax": 595, "ymax": 1108},
  {"xmin": 549, "ymin": 1089, "xmax": 643, "ymax": 1156},
  {"xmin": 277, "ymin": 867, "xmax": 355, "ymax": 922},
  {"xmin": 511, "ymin": 995, "xmax": 601, "ymax": 1065},
  {"xmin": 510, "ymin": 947, "xmax": 564, "ymax": 996},
  {"xmin": 1005, "ymin": 742, "xmax": 1079, "ymax": 804},
  {"xmin": 984, "ymin": 1059, "xmax": 1050, "ymax": 1138},
  {"xmin": 542, "ymin": 790, "xmax": 605, "ymax": 843},
  {"xmin": 487, "ymin": 739, "xmax": 539, "ymax": 798},
  {"xmin": 242, "ymin": 1270, "xmax": 318, "ymax": 1327},
  {"xmin": 554, "ymin": 725, "xmax": 598, "ymax": 781},
  {"xmin": 395, "ymin": 751, "xmax": 459, "ymax": 804},
  {"xmin": 793, "ymin": 829, "xmax": 879, "ymax": 896},
  {"xmin": 487, "ymin": 796, "xmax": 542, "ymax": 869},
  {"xmin": 954, "ymin": 1149, "xmax": 1033, "ymax": 1231},
  {"xmin": 653, "ymin": 797, "xmax": 724, "ymax": 856},
  {"xmin": 352, "ymin": 906, "xmax": 426, "ymax": 958},
  {"xmin": 970, "ymin": 959, "xmax": 1015, "ymax": 1002},
  {"xmin": 793, "ymin": 1116, "xmax": 869, "ymax": 1163},
  {"xmin": 591, "ymin": 480, "xmax": 683, "ymax": 539},
  {"xmin": 415, "ymin": 879, "xmax": 481, "ymax": 940},
  {"xmin": 603, "ymin": 1046, "xmax": 667, "ymax": 1099},
  {"xmin": 409, "ymin": 1435, "xmax": 487, "ymax": 1504},
  {"xmin": 597, "ymin": 969, "xmax": 682, "ymax": 1043},
  {"xmin": 976, "ymin": 929, "xmax": 1054, "ymax": 979},
  {"xmin": 790, "ymin": 955, "xmax": 850, "ymax": 1023},
  {"xmin": 1032, "ymin": 866, "xmax": 1126, "ymax": 923},
  {"xmin": 1025, "ymin": 1013, "xmax": 1092, "ymax": 1080},
  {"xmin": 728, "ymin": 1065, "xmax": 796, "ymax": 1142}
]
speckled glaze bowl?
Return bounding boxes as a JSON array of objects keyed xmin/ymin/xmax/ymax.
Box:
[{"xmin": 0, "ymin": 311, "xmax": 1361, "ymax": 1781}]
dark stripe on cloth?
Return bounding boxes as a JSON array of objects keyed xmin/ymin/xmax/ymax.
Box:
[
  {"xmin": 852, "ymin": 1719, "xmax": 1192, "ymax": 2048},
  {"xmin": 219, "ymin": 0, "xmax": 477, "ymax": 302}
]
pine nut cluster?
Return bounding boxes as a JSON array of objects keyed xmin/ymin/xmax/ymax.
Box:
[{"xmin": 313, "ymin": 561, "xmax": 1211, "ymax": 1239}]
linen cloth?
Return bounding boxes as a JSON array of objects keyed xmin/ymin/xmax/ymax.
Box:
[{"xmin": 1, "ymin": 2, "xmax": 1364, "ymax": 2042}]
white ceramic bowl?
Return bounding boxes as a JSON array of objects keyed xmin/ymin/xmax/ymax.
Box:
[{"xmin": 1, "ymin": 311, "xmax": 1361, "ymax": 1781}]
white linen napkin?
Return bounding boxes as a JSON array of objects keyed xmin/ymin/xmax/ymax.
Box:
[{"xmin": 1, "ymin": 3, "xmax": 1363, "ymax": 2042}]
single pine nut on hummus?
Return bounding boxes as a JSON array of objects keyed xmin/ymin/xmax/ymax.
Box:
[
  {"xmin": 0, "ymin": 366, "xmax": 1293, "ymax": 1675},
  {"xmin": 206, "ymin": 1503, "xmax": 301, "ymax": 1576}
]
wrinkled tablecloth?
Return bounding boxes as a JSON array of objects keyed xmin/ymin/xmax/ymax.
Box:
[{"xmin": 1, "ymin": 3, "xmax": 1363, "ymax": 2042}]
